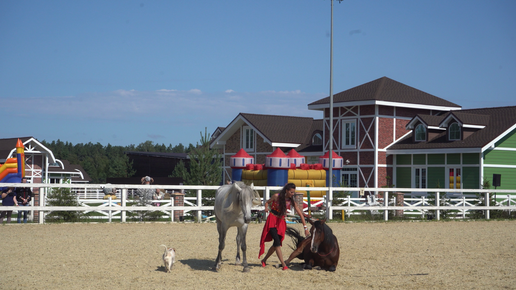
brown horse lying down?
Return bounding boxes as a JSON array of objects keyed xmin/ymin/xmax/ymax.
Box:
[{"xmin": 285, "ymin": 219, "xmax": 340, "ymax": 271}]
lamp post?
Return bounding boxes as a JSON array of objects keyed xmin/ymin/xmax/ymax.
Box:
[{"xmin": 327, "ymin": 0, "xmax": 342, "ymax": 220}]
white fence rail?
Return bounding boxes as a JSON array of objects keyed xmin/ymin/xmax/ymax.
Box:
[{"xmin": 1, "ymin": 183, "xmax": 516, "ymax": 224}]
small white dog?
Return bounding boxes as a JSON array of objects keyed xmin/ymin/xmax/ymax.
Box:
[{"xmin": 161, "ymin": 245, "xmax": 176, "ymax": 273}]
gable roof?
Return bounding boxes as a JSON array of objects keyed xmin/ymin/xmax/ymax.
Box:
[
  {"xmin": 211, "ymin": 113, "xmax": 322, "ymax": 148},
  {"xmin": 407, "ymin": 115, "xmax": 445, "ymax": 130},
  {"xmin": 388, "ymin": 106, "xmax": 516, "ymax": 152},
  {"xmin": 211, "ymin": 127, "xmax": 226, "ymax": 141},
  {"xmin": 308, "ymin": 77, "xmax": 461, "ymax": 111},
  {"xmin": 440, "ymin": 111, "xmax": 489, "ymax": 128},
  {"xmin": 298, "ymin": 119, "xmax": 324, "ymax": 153},
  {"xmin": 0, "ymin": 137, "xmax": 32, "ymax": 160},
  {"xmin": 0, "ymin": 137, "xmax": 56, "ymax": 164},
  {"xmin": 48, "ymin": 159, "xmax": 92, "ymax": 182}
]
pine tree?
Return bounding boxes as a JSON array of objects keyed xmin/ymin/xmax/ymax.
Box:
[{"xmin": 172, "ymin": 128, "xmax": 222, "ymax": 186}]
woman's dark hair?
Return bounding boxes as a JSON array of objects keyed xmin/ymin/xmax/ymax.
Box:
[{"xmin": 277, "ymin": 183, "xmax": 296, "ymax": 216}]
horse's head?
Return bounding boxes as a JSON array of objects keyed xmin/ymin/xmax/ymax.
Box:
[
  {"xmin": 309, "ymin": 219, "xmax": 328, "ymax": 253},
  {"xmin": 233, "ymin": 182, "xmax": 254, "ymax": 224}
]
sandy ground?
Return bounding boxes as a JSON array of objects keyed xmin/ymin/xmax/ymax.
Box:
[{"xmin": 1, "ymin": 220, "xmax": 515, "ymax": 290}]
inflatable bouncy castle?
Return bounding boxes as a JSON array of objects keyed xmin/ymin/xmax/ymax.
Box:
[
  {"xmin": 0, "ymin": 139, "xmax": 25, "ymax": 190},
  {"xmin": 231, "ymin": 148, "xmax": 343, "ymax": 197}
]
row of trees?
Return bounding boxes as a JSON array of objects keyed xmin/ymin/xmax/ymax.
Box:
[
  {"xmin": 42, "ymin": 129, "xmax": 222, "ymax": 187},
  {"xmin": 41, "ymin": 140, "xmax": 196, "ymax": 183}
]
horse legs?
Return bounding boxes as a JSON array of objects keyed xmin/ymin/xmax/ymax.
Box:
[
  {"xmin": 304, "ymin": 258, "xmax": 315, "ymax": 270},
  {"xmin": 237, "ymin": 224, "xmax": 250, "ymax": 272},
  {"xmin": 214, "ymin": 221, "xmax": 228, "ymax": 271},
  {"xmin": 284, "ymin": 237, "xmax": 311, "ymax": 265}
]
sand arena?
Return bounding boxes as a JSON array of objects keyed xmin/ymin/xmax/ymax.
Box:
[{"xmin": 2, "ymin": 220, "xmax": 515, "ymax": 289}]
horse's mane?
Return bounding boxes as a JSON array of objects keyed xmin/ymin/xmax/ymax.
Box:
[
  {"xmin": 222, "ymin": 182, "xmax": 250, "ymax": 213},
  {"xmin": 316, "ymin": 221, "xmax": 335, "ymax": 245}
]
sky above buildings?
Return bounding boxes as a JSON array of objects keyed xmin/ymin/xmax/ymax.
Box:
[{"xmin": 1, "ymin": 0, "xmax": 515, "ymax": 147}]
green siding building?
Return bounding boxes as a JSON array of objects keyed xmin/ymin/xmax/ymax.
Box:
[{"xmin": 389, "ymin": 107, "xmax": 516, "ymax": 194}]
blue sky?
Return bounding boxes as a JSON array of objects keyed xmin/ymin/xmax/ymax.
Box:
[{"xmin": 1, "ymin": 0, "xmax": 515, "ymax": 147}]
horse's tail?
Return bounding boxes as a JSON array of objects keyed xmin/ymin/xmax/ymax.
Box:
[{"xmin": 286, "ymin": 227, "xmax": 305, "ymax": 260}]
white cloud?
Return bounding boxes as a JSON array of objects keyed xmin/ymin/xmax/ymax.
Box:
[
  {"xmin": 156, "ymin": 89, "xmax": 177, "ymax": 92},
  {"xmin": 0, "ymin": 89, "xmax": 325, "ymax": 128},
  {"xmin": 188, "ymin": 89, "xmax": 202, "ymax": 95},
  {"xmin": 225, "ymin": 89, "xmax": 235, "ymax": 93}
]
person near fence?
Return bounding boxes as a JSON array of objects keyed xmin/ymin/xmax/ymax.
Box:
[
  {"xmin": 141, "ymin": 176, "xmax": 154, "ymax": 184},
  {"xmin": 137, "ymin": 176, "xmax": 154, "ymax": 205},
  {"xmin": 101, "ymin": 183, "xmax": 117, "ymax": 200},
  {"xmin": 16, "ymin": 178, "xmax": 33, "ymax": 223},
  {"xmin": 258, "ymin": 183, "xmax": 309, "ymax": 270},
  {"xmin": 153, "ymin": 188, "xmax": 164, "ymax": 207},
  {"xmin": 1, "ymin": 187, "xmax": 18, "ymax": 224}
]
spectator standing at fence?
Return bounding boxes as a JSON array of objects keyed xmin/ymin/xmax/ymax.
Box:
[
  {"xmin": 137, "ymin": 176, "xmax": 154, "ymax": 205},
  {"xmin": 16, "ymin": 178, "xmax": 32, "ymax": 223},
  {"xmin": 1, "ymin": 187, "xmax": 18, "ymax": 224},
  {"xmin": 141, "ymin": 176, "xmax": 154, "ymax": 185},
  {"xmin": 153, "ymin": 188, "xmax": 164, "ymax": 207}
]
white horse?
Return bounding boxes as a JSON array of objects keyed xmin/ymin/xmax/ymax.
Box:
[{"xmin": 214, "ymin": 181, "xmax": 260, "ymax": 272}]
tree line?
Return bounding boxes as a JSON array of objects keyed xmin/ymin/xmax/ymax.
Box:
[{"xmin": 41, "ymin": 140, "xmax": 196, "ymax": 183}]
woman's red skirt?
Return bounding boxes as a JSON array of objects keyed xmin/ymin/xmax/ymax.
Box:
[{"xmin": 258, "ymin": 213, "xmax": 287, "ymax": 258}]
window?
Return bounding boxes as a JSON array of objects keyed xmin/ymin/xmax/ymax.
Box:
[
  {"xmin": 341, "ymin": 168, "xmax": 359, "ymax": 198},
  {"xmin": 414, "ymin": 168, "xmax": 427, "ymax": 188},
  {"xmin": 342, "ymin": 120, "xmax": 356, "ymax": 148},
  {"xmin": 449, "ymin": 122, "xmax": 461, "ymax": 140},
  {"xmin": 312, "ymin": 133, "xmax": 322, "ymax": 145},
  {"xmin": 342, "ymin": 168, "xmax": 358, "ymax": 187},
  {"xmin": 306, "ymin": 156, "xmax": 319, "ymax": 164},
  {"xmin": 449, "ymin": 168, "xmax": 461, "ymax": 189},
  {"xmin": 415, "ymin": 124, "xmax": 426, "ymax": 142},
  {"xmin": 243, "ymin": 126, "xmax": 254, "ymax": 150}
]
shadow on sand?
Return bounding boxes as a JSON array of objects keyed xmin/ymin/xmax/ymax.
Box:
[{"xmin": 178, "ymin": 259, "xmax": 273, "ymax": 272}]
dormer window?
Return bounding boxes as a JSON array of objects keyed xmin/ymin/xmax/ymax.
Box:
[
  {"xmin": 449, "ymin": 122, "xmax": 461, "ymax": 140},
  {"xmin": 415, "ymin": 124, "xmax": 426, "ymax": 142},
  {"xmin": 312, "ymin": 133, "xmax": 322, "ymax": 145}
]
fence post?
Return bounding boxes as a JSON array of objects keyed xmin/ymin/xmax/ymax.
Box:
[
  {"xmin": 170, "ymin": 197, "xmax": 174, "ymax": 222},
  {"xmin": 197, "ymin": 189, "xmax": 202, "ymax": 223},
  {"xmin": 464, "ymin": 195, "xmax": 469, "ymax": 218},
  {"xmin": 264, "ymin": 187, "xmax": 270, "ymax": 219},
  {"xmin": 421, "ymin": 196, "xmax": 426, "ymax": 219},
  {"xmin": 108, "ymin": 196, "xmax": 112, "ymax": 223},
  {"xmin": 384, "ymin": 191, "xmax": 389, "ymax": 221},
  {"xmin": 486, "ymin": 192, "xmax": 490, "ymax": 220},
  {"xmin": 39, "ymin": 188, "xmax": 45, "ymax": 224},
  {"xmin": 436, "ymin": 192, "xmax": 440, "ymax": 221},
  {"xmin": 327, "ymin": 187, "xmax": 333, "ymax": 220},
  {"xmin": 121, "ymin": 189, "xmax": 127, "ymax": 223},
  {"xmin": 347, "ymin": 195, "xmax": 351, "ymax": 218},
  {"xmin": 172, "ymin": 192, "xmax": 184, "ymax": 222},
  {"xmin": 394, "ymin": 192, "xmax": 404, "ymax": 218}
]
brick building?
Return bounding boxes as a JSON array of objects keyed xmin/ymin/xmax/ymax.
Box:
[{"xmin": 211, "ymin": 77, "xmax": 516, "ymax": 195}]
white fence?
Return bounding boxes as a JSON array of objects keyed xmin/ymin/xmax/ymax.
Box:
[{"xmin": 1, "ymin": 183, "xmax": 516, "ymax": 224}]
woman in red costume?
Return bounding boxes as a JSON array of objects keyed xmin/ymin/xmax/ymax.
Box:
[{"xmin": 259, "ymin": 183, "xmax": 309, "ymax": 270}]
